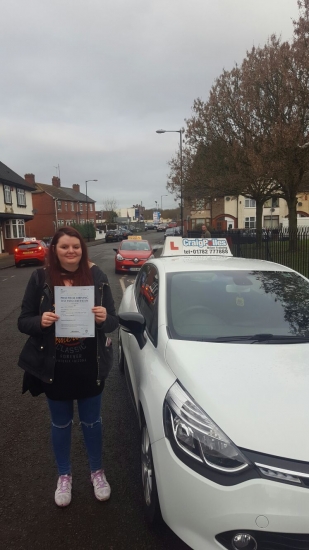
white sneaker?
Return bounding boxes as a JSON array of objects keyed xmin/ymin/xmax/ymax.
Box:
[
  {"xmin": 91, "ymin": 470, "xmax": 111, "ymax": 501},
  {"xmin": 55, "ymin": 474, "xmax": 72, "ymax": 507}
]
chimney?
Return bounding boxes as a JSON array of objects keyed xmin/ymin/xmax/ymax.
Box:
[
  {"xmin": 52, "ymin": 176, "xmax": 61, "ymax": 188},
  {"xmin": 24, "ymin": 173, "xmax": 35, "ymax": 185},
  {"xmin": 72, "ymin": 184, "xmax": 80, "ymax": 192}
]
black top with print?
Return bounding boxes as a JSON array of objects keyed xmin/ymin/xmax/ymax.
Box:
[{"xmin": 43, "ymin": 336, "xmax": 104, "ymax": 400}]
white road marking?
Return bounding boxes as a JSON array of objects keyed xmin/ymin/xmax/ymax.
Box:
[{"xmin": 119, "ymin": 277, "xmax": 126, "ymax": 294}]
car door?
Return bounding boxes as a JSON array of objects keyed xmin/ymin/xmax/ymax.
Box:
[{"xmin": 128, "ymin": 264, "xmax": 159, "ymax": 411}]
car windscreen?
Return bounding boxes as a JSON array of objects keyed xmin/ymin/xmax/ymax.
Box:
[
  {"xmin": 166, "ymin": 270, "xmax": 309, "ymax": 342},
  {"xmin": 121, "ymin": 241, "xmax": 151, "ymax": 251},
  {"xmin": 18, "ymin": 243, "xmax": 40, "ymax": 250}
]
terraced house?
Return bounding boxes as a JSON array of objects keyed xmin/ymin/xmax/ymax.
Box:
[
  {"xmin": 0, "ymin": 161, "xmax": 35, "ymax": 254},
  {"xmin": 24, "ymin": 174, "xmax": 96, "ymax": 240}
]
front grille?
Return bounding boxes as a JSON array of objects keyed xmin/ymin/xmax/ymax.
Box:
[{"xmin": 216, "ymin": 530, "xmax": 309, "ymax": 550}]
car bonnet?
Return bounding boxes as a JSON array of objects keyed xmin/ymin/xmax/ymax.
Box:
[{"xmin": 165, "ymin": 340, "xmax": 309, "ymax": 461}]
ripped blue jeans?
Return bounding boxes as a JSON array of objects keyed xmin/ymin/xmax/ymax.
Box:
[{"xmin": 47, "ymin": 394, "xmax": 103, "ymax": 476}]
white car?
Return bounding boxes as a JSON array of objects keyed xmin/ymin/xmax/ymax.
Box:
[{"xmin": 118, "ymin": 236, "xmax": 309, "ymax": 550}]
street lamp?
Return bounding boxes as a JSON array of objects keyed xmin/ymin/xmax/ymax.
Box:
[
  {"xmin": 156, "ymin": 129, "xmax": 184, "ymax": 233},
  {"xmin": 85, "ymin": 179, "xmax": 98, "ymax": 241},
  {"xmin": 161, "ymin": 194, "xmax": 168, "ymax": 211}
]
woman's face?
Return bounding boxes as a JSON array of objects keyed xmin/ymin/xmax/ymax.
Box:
[{"xmin": 55, "ymin": 235, "xmax": 82, "ymax": 271}]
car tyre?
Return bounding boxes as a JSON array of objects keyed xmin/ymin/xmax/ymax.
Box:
[
  {"xmin": 141, "ymin": 418, "xmax": 162, "ymax": 525},
  {"xmin": 118, "ymin": 331, "xmax": 125, "ymax": 373}
]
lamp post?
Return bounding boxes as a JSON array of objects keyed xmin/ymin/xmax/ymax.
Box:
[
  {"xmin": 85, "ymin": 179, "xmax": 98, "ymax": 241},
  {"xmin": 156, "ymin": 129, "xmax": 183, "ymax": 233},
  {"xmin": 161, "ymin": 194, "xmax": 168, "ymax": 212}
]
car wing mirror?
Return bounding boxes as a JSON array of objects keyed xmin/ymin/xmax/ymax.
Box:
[
  {"xmin": 118, "ymin": 312, "xmax": 146, "ymax": 350},
  {"xmin": 113, "ymin": 248, "xmax": 118, "ymax": 252}
]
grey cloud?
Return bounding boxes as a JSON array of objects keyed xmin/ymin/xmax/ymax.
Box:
[{"xmin": 0, "ymin": 0, "xmax": 299, "ymax": 210}]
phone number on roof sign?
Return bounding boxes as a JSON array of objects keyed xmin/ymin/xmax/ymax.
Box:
[
  {"xmin": 183, "ymin": 238, "xmax": 228, "ymax": 248},
  {"xmin": 183, "ymin": 247, "xmax": 229, "ymax": 255}
]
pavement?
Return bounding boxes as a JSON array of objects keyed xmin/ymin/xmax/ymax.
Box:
[
  {"xmin": 0, "ymin": 238, "xmax": 106, "ymax": 270},
  {"xmin": 0, "ymin": 254, "xmax": 14, "ymax": 269}
]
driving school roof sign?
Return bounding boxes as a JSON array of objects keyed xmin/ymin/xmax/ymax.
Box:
[{"xmin": 161, "ymin": 237, "xmax": 232, "ymax": 257}]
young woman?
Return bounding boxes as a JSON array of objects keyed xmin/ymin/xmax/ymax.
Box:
[{"xmin": 18, "ymin": 227, "xmax": 118, "ymax": 507}]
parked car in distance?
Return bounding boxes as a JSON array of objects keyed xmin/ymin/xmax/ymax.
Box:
[
  {"xmin": 157, "ymin": 223, "xmax": 168, "ymax": 232},
  {"xmin": 164, "ymin": 227, "xmax": 181, "ymax": 239},
  {"xmin": 118, "ymin": 228, "xmax": 133, "ymax": 239},
  {"xmin": 146, "ymin": 223, "xmax": 155, "ymax": 230},
  {"xmin": 114, "ymin": 237, "xmax": 153, "ymax": 274},
  {"xmin": 14, "ymin": 240, "xmax": 48, "ymax": 268},
  {"xmin": 167, "ymin": 221, "xmax": 178, "ymax": 228},
  {"xmin": 105, "ymin": 230, "xmax": 119, "ymax": 243}
]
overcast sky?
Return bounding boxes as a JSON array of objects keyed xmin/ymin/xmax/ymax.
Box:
[{"xmin": 0, "ymin": 0, "xmax": 300, "ymax": 211}]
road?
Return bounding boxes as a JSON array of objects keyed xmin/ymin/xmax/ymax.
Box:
[{"xmin": 0, "ymin": 230, "xmax": 191, "ymax": 550}]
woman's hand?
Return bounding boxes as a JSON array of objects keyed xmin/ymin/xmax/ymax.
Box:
[
  {"xmin": 41, "ymin": 311, "xmax": 59, "ymax": 328},
  {"xmin": 92, "ymin": 306, "xmax": 107, "ymax": 324}
]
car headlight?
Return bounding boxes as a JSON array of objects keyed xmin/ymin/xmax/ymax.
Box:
[
  {"xmin": 164, "ymin": 382, "xmax": 250, "ymax": 473},
  {"xmin": 116, "ymin": 254, "xmax": 124, "ymax": 260}
]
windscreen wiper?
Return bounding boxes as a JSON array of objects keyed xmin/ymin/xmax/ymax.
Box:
[{"xmin": 214, "ymin": 334, "xmax": 309, "ymax": 344}]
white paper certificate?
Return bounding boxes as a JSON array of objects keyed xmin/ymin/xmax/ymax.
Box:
[{"xmin": 54, "ymin": 286, "xmax": 95, "ymax": 338}]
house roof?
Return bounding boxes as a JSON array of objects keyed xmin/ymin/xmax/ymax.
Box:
[
  {"xmin": 61, "ymin": 186, "xmax": 95, "ymax": 203},
  {"xmin": 35, "ymin": 183, "xmax": 95, "ymax": 202},
  {"xmin": 0, "ymin": 161, "xmax": 36, "ymax": 190}
]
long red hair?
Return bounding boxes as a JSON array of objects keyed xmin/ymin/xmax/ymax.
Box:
[{"xmin": 48, "ymin": 227, "xmax": 93, "ymax": 288}]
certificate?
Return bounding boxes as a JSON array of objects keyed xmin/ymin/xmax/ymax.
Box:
[{"xmin": 54, "ymin": 286, "xmax": 95, "ymax": 338}]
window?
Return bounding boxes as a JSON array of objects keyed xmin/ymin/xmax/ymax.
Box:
[
  {"xmin": 3, "ymin": 185, "xmax": 12, "ymax": 204},
  {"xmin": 192, "ymin": 218, "xmax": 205, "ymax": 229},
  {"xmin": 193, "ymin": 199, "xmax": 206, "ymax": 210},
  {"xmin": 90, "ymin": 218, "xmax": 95, "ymax": 224},
  {"xmin": 65, "ymin": 202, "xmax": 68, "ymax": 211},
  {"xmin": 135, "ymin": 264, "xmax": 159, "ymax": 345},
  {"xmin": 166, "ymin": 270, "xmax": 309, "ymax": 341},
  {"xmin": 58, "ymin": 219, "xmax": 64, "ymax": 226},
  {"xmin": 264, "ymin": 198, "xmax": 279, "ymax": 208},
  {"xmin": 5, "ymin": 219, "xmax": 25, "ymax": 239},
  {"xmin": 245, "ymin": 217, "xmax": 256, "ymax": 228},
  {"xmin": 245, "ymin": 198, "xmax": 256, "ymax": 208},
  {"xmin": 80, "ymin": 203, "xmax": 83, "ymax": 212},
  {"xmin": 16, "ymin": 188, "xmax": 26, "ymax": 206},
  {"xmin": 90, "ymin": 203, "xmax": 93, "ymax": 212},
  {"xmin": 71, "ymin": 202, "xmax": 74, "ymax": 212},
  {"xmin": 264, "ymin": 215, "xmax": 279, "ymax": 228},
  {"xmin": 57, "ymin": 201, "xmax": 62, "ymax": 211}
]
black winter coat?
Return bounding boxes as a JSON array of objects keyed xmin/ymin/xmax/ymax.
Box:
[{"xmin": 18, "ymin": 265, "xmax": 118, "ymax": 387}]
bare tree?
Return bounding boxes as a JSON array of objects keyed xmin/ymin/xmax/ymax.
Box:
[
  {"xmin": 102, "ymin": 198, "xmax": 118, "ymax": 224},
  {"xmin": 170, "ymin": 1, "xmax": 309, "ymax": 241},
  {"xmin": 103, "ymin": 198, "xmax": 118, "ymax": 212}
]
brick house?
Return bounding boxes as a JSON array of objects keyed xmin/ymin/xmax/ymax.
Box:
[
  {"xmin": 24, "ymin": 174, "xmax": 96, "ymax": 240},
  {"xmin": 0, "ymin": 161, "xmax": 35, "ymax": 254}
]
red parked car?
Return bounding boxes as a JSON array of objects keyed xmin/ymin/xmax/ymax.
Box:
[
  {"xmin": 14, "ymin": 239, "xmax": 48, "ymax": 268},
  {"xmin": 114, "ymin": 238, "xmax": 153, "ymax": 274}
]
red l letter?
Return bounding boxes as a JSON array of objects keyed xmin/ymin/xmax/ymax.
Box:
[{"xmin": 170, "ymin": 241, "xmax": 179, "ymax": 250}]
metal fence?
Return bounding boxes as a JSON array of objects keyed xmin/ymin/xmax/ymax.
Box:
[{"xmin": 187, "ymin": 229, "xmax": 309, "ymax": 278}]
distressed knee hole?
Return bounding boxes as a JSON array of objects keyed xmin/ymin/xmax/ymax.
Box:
[
  {"xmin": 51, "ymin": 419, "xmax": 73, "ymax": 429},
  {"xmin": 79, "ymin": 417, "xmax": 102, "ymax": 429}
]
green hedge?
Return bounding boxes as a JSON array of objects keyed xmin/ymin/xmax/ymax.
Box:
[{"xmin": 71, "ymin": 223, "xmax": 96, "ymax": 240}]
